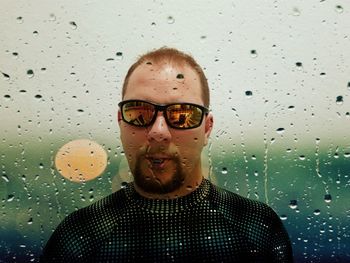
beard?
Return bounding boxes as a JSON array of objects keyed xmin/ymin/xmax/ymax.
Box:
[{"xmin": 133, "ymin": 154, "xmax": 185, "ymax": 195}]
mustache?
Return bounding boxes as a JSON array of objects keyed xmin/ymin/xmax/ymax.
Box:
[{"xmin": 140, "ymin": 145, "xmax": 178, "ymax": 157}]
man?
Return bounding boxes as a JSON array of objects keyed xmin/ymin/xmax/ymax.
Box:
[{"xmin": 41, "ymin": 47, "xmax": 293, "ymax": 262}]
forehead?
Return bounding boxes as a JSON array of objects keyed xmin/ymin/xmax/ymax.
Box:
[{"xmin": 124, "ymin": 62, "xmax": 203, "ymax": 105}]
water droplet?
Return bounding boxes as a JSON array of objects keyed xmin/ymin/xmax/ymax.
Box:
[
  {"xmin": 288, "ymin": 105, "xmax": 295, "ymax": 111},
  {"xmin": 35, "ymin": 94, "xmax": 42, "ymax": 99},
  {"xmin": 347, "ymin": 81, "xmax": 350, "ymax": 90},
  {"xmin": 116, "ymin": 52, "xmax": 123, "ymax": 60},
  {"xmin": 336, "ymin": 96, "xmax": 343, "ymax": 105},
  {"xmin": 295, "ymin": 62, "xmax": 303, "ymax": 68},
  {"xmin": 7, "ymin": 194, "xmax": 15, "ymax": 202},
  {"xmin": 16, "ymin": 16, "xmax": 23, "ymax": 23},
  {"xmin": 176, "ymin": 73, "xmax": 184, "ymax": 79},
  {"xmin": 49, "ymin": 13, "xmax": 56, "ymax": 21},
  {"xmin": 4, "ymin": 94, "xmax": 11, "ymax": 100},
  {"xmin": 221, "ymin": 167, "xmax": 228, "ymax": 175},
  {"xmin": 245, "ymin": 90, "xmax": 253, "ymax": 98},
  {"xmin": 292, "ymin": 7, "xmax": 301, "ymax": 16},
  {"xmin": 335, "ymin": 5, "xmax": 343, "ymax": 13},
  {"xmin": 344, "ymin": 152, "xmax": 350, "ymax": 158},
  {"xmin": 299, "ymin": 155, "xmax": 306, "ymax": 160},
  {"xmin": 250, "ymin": 49, "xmax": 258, "ymax": 58},
  {"xmin": 121, "ymin": 181, "xmax": 128, "ymax": 189},
  {"xmin": 27, "ymin": 218, "xmax": 33, "ymax": 224},
  {"xmin": 289, "ymin": 200, "xmax": 298, "ymax": 209},
  {"xmin": 27, "ymin": 69, "xmax": 34, "ymax": 78},
  {"xmin": 2, "ymin": 174, "xmax": 10, "ymax": 182},
  {"xmin": 276, "ymin": 128, "xmax": 285, "ymax": 134},
  {"xmin": 33, "ymin": 30, "xmax": 39, "ymax": 36},
  {"xmin": 280, "ymin": 214, "xmax": 287, "ymax": 220},
  {"xmin": 313, "ymin": 209, "xmax": 321, "ymax": 215},
  {"xmin": 12, "ymin": 52, "xmax": 18, "ymax": 58},
  {"xmin": 324, "ymin": 194, "xmax": 332, "ymax": 203},
  {"xmin": 2, "ymin": 72, "xmax": 10, "ymax": 80},
  {"xmin": 186, "ymin": 185, "xmax": 193, "ymax": 191},
  {"xmin": 69, "ymin": 21, "xmax": 77, "ymax": 29},
  {"xmin": 167, "ymin": 16, "xmax": 175, "ymax": 24}
]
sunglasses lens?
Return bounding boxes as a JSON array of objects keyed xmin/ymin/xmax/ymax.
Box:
[
  {"xmin": 121, "ymin": 101, "xmax": 155, "ymax": 126},
  {"xmin": 167, "ymin": 104, "xmax": 203, "ymax": 129}
]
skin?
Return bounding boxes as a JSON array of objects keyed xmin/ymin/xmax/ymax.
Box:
[{"xmin": 118, "ymin": 61, "xmax": 213, "ymax": 199}]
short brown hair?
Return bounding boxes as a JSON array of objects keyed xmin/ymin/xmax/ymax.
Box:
[{"xmin": 122, "ymin": 47, "xmax": 210, "ymax": 107}]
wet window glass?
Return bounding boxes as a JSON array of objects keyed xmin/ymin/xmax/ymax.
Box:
[{"xmin": 1, "ymin": 1, "xmax": 349, "ymax": 262}]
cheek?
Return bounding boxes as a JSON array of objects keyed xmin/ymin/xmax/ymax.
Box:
[
  {"xmin": 173, "ymin": 130, "xmax": 204, "ymax": 156},
  {"xmin": 120, "ymin": 126, "xmax": 146, "ymax": 157}
]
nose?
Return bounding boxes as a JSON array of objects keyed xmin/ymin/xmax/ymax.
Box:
[{"xmin": 147, "ymin": 112, "xmax": 172, "ymax": 143}]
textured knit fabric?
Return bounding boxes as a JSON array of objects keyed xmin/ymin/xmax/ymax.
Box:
[{"xmin": 41, "ymin": 179, "xmax": 293, "ymax": 262}]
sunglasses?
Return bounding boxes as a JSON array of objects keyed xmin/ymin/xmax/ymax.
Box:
[{"xmin": 118, "ymin": 100, "xmax": 209, "ymax": 129}]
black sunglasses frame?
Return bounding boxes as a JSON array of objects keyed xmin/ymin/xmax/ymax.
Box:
[{"xmin": 118, "ymin": 100, "xmax": 209, "ymax": 130}]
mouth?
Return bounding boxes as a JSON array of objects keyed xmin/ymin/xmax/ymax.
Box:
[{"xmin": 146, "ymin": 156, "xmax": 171, "ymax": 169}]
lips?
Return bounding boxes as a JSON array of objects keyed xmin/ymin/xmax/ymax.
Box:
[{"xmin": 146, "ymin": 155, "xmax": 171, "ymax": 169}]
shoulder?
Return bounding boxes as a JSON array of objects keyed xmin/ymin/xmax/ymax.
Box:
[
  {"xmin": 208, "ymin": 182, "xmax": 281, "ymax": 224},
  {"xmin": 41, "ymin": 189, "xmax": 128, "ymax": 261}
]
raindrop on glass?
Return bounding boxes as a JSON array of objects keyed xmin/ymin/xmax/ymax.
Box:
[
  {"xmin": 27, "ymin": 218, "xmax": 33, "ymax": 225},
  {"xmin": 299, "ymin": 155, "xmax": 306, "ymax": 160},
  {"xmin": 16, "ymin": 16, "xmax": 23, "ymax": 23},
  {"xmin": 12, "ymin": 52, "xmax": 18, "ymax": 58},
  {"xmin": 347, "ymin": 81, "xmax": 350, "ymax": 90},
  {"xmin": 2, "ymin": 174, "xmax": 10, "ymax": 182},
  {"xmin": 49, "ymin": 13, "xmax": 56, "ymax": 21},
  {"xmin": 335, "ymin": 5, "xmax": 343, "ymax": 13},
  {"xmin": 280, "ymin": 214, "xmax": 287, "ymax": 220},
  {"xmin": 27, "ymin": 69, "xmax": 34, "ymax": 78},
  {"xmin": 69, "ymin": 21, "xmax": 77, "ymax": 29},
  {"xmin": 167, "ymin": 16, "xmax": 175, "ymax": 24},
  {"xmin": 276, "ymin": 128, "xmax": 285, "ymax": 134},
  {"xmin": 221, "ymin": 167, "xmax": 228, "ymax": 175},
  {"xmin": 324, "ymin": 194, "xmax": 332, "ymax": 203},
  {"xmin": 176, "ymin": 73, "xmax": 184, "ymax": 79},
  {"xmin": 2, "ymin": 72, "xmax": 10, "ymax": 80},
  {"xmin": 250, "ymin": 49, "xmax": 258, "ymax": 58},
  {"xmin": 35, "ymin": 94, "xmax": 42, "ymax": 99},
  {"xmin": 289, "ymin": 200, "xmax": 298, "ymax": 209},
  {"xmin": 313, "ymin": 209, "xmax": 321, "ymax": 215},
  {"xmin": 295, "ymin": 62, "xmax": 303, "ymax": 68},
  {"xmin": 121, "ymin": 181, "xmax": 128, "ymax": 189},
  {"xmin": 116, "ymin": 52, "xmax": 123, "ymax": 60},
  {"xmin": 7, "ymin": 195, "xmax": 15, "ymax": 202},
  {"xmin": 336, "ymin": 96, "xmax": 343, "ymax": 105},
  {"xmin": 245, "ymin": 90, "xmax": 253, "ymax": 98},
  {"xmin": 33, "ymin": 30, "xmax": 39, "ymax": 36},
  {"xmin": 292, "ymin": 7, "xmax": 301, "ymax": 16}
]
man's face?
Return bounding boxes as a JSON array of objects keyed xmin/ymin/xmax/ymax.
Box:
[{"xmin": 118, "ymin": 62, "xmax": 213, "ymax": 196}]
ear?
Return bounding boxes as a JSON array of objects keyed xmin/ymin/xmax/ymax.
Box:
[{"xmin": 204, "ymin": 113, "xmax": 213, "ymax": 146}]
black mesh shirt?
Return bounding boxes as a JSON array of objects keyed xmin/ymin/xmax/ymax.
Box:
[{"xmin": 41, "ymin": 179, "xmax": 293, "ymax": 262}]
